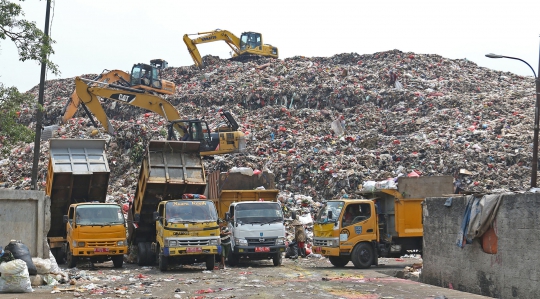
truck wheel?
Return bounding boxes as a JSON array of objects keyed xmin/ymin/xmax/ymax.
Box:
[
  {"xmin": 159, "ymin": 253, "xmax": 168, "ymax": 271},
  {"xmin": 145, "ymin": 243, "xmax": 154, "ymax": 265},
  {"xmin": 228, "ymin": 252, "xmax": 239, "ymax": 267},
  {"xmin": 66, "ymin": 245, "xmax": 78, "ymax": 268},
  {"xmin": 137, "ymin": 242, "xmax": 148, "ymax": 266},
  {"xmin": 112, "ymin": 255, "xmax": 123, "ymax": 268},
  {"xmin": 329, "ymin": 256, "xmax": 349, "ymax": 267},
  {"xmin": 273, "ymin": 252, "xmax": 283, "ymax": 266},
  {"xmin": 351, "ymin": 242, "xmax": 374, "ymax": 269},
  {"xmin": 51, "ymin": 247, "xmax": 66, "ymax": 265},
  {"xmin": 205, "ymin": 255, "xmax": 215, "ymax": 270}
]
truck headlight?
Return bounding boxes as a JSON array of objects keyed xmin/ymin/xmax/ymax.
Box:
[
  {"xmin": 329, "ymin": 239, "xmax": 340, "ymax": 247},
  {"xmin": 209, "ymin": 239, "xmax": 220, "ymax": 245},
  {"xmin": 275, "ymin": 237, "xmax": 284, "ymax": 245},
  {"xmin": 235, "ymin": 238, "xmax": 248, "ymax": 246},
  {"xmin": 169, "ymin": 240, "xmax": 177, "ymax": 247},
  {"xmin": 117, "ymin": 240, "xmax": 126, "ymax": 246},
  {"xmin": 75, "ymin": 241, "xmax": 85, "ymax": 248}
]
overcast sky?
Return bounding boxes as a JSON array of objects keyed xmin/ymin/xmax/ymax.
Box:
[{"xmin": 1, "ymin": 0, "xmax": 539, "ymax": 92}]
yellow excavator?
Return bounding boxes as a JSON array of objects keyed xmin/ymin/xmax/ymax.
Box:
[
  {"xmin": 62, "ymin": 59, "xmax": 175, "ymax": 124},
  {"xmin": 71, "ymin": 76, "xmax": 246, "ymax": 156},
  {"xmin": 183, "ymin": 30, "xmax": 278, "ymax": 68}
]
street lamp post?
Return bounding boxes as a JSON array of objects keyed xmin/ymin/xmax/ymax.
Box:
[{"xmin": 486, "ymin": 45, "xmax": 540, "ymax": 188}]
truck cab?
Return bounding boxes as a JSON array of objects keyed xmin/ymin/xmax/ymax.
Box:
[
  {"xmin": 226, "ymin": 201, "xmax": 286, "ymax": 266},
  {"xmin": 313, "ymin": 199, "xmax": 379, "ymax": 269},
  {"xmin": 64, "ymin": 203, "xmax": 127, "ymax": 268},
  {"xmin": 152, "ymin": 199, "xmax": 221, "ymax": 271}
]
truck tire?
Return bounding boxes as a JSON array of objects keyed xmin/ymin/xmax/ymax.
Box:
[
  {"xmin": 351, "ymin": 242, "xmax": 374, "ymax": 269},
  {"xmin": 329, "ymin": 256, "xmax": 349, "ymax": 267},
  {"xmin": 137, "ymin": 242, "xmax": 148, "ymax": 266},
  {"xmin": 205, "ymin": 255, "xmax": 215, "ymax": 270},
  {"xmin": 51, "ymin": 247, "xmax": 66, "ymax": 265},
  {"xmin": 66, "ymin": 245, "xmax": 78, "ymax": 268},
  {"xmin": 159, "ymin": 253, "xmax": 168, "ymax": 271},
  {"xmin": 228, "ymin": 252, "xmax": 239, "ymax": 267},
  {"xmin": 273, "ymin": 252, "xmax": 283, "ymax": 266},
  {"xmin": 145, "ymin": 243, "xmax": 154, "ymax": 265},
  {"xmin": 112, "ymin": 255, "xmax": 123, "ymax": 268}
]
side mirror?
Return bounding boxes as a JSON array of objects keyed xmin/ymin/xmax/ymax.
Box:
[
  {"xmin": 225, "ymin": 212, "xmax": 231, "ymax": 221},
  {"xmin": 63, "ymin": 215, "xmax": 68, "ymax": 223},
  {"xmin": 152, "ymin": 211, "xmax": 160, "ymax": 221},
  {"xmin": 328, "ymin": 210, "xmax": 333, "ymax": 220},
  {"xmin": 134, "ymin": 213, "xmax": 141, "ymax": 222}
]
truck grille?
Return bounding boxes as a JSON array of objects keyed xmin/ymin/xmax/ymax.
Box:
[
  {"xmin": 87, "ymin": 241, "xmax": 115, "ymax": 247},
  {"xmin": 246, "ymin": 237, "xmax": 276, "ymax": 247},
  {"xmin": 177, "ymin": 239, "xmax": 212, "ymax": 246},
  {"xmin": 313, "ymin": 239, "xmax": 329, "ymax": 246}
]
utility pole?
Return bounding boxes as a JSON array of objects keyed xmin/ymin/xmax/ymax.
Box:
[{"xmin": 31, "ymin": 0, "xmax": 52, "ymax": 190}]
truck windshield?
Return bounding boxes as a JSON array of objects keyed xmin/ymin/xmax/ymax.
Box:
[
  {"xmin": 235, "ymin": 203, "xmax": 283, "ymax": 224},
  {"xmin": 76, "ymin": 205, "xmax": 124, "ymax": 226},
  {"xmin": 315, "ymin": 201, "xmax": 344, "ymax": 224},
  {"xmin": 166, "ymin": 201, "xmax": 218, "ymax": 223}
]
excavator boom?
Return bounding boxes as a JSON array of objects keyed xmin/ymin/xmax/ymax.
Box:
[
  {"xmin": 63, "ymin": 70, "xmax": 131, "ymax": 124},
  {"xmin": 73, "ymin": 77, "xmax": 246, "ymax": 156}
]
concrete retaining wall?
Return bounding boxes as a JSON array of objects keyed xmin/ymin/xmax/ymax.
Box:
[
  {"xmin": 422, "ymin": 194, "xmax": 539, "ymax": 298},
  {"xmin": 0, "ymin": 190, "xmax": 50, "ymax": 258}
]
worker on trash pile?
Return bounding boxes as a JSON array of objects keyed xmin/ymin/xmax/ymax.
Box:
[
  {"xmin": 219, "ymin": 219, "xmax": 231, "ymax": 269},
  {"xmin": 291, "ymin": 218, "xmax": 307, "ymax": 259}
]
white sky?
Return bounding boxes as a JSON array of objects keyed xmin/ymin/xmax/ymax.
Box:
[{"xmin": 1, "ymin": 0, "xmax": 539, "ymax": 92}]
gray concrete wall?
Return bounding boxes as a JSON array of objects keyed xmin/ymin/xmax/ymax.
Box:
[
  {"xmin": 0, "ymin": 190, "xmax": 50, "ymax": 258},
  {"xmin": 422, "ymin": 194, "xmax": 539, "ymax": 299}
]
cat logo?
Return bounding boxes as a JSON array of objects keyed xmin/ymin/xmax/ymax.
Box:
[{"xmin": 110, "ymin": 93, "xmax": 136, "ymax": 103}]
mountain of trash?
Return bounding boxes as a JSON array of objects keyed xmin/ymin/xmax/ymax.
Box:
[{"xmin": 2, "ymin": 49, "xmax": 537, "ymax": 203}]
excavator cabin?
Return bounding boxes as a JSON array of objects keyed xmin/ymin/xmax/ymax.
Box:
[{"xmin": 130, "ymin": 60, "xmax": 175, "ymax": 95}]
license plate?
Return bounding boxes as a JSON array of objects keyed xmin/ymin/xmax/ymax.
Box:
[
  {"xmin": 314, "ymin": 246, "xmax": 322, "ymax": 253},
  {"xmin": 255, "ymin": 247, "xmax": 270, "ymax": 252},
  {"xmin": 186, "ymin": 247, "xmax": 202, "ymax": 253},
  {"xmin": 94, "ymin": 248, "xmax": 109, "ymax": 253}
]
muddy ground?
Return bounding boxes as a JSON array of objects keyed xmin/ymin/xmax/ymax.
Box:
[{"xmin": 1, "ymin": 256, "xmax": 492, "ymax": 299}]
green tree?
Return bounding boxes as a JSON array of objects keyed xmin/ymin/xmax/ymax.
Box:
[
  {"xmin": 0, "ymin": 83, "xmax": 36, "ymax": 156},
  {"xmin": 0, "ymin": 0, "xmax": 59, "ymax": 75},
  {"xmin": 0, "ymin": 0, "xmax": 58, "ymax": 157}
]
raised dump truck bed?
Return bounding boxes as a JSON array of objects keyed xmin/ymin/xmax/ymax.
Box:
[
  {"xmin": 129, "ymin": 140, "xmax": 206, "ymax": 245},
  {"xmin": 45, "ymin": 139, "xmax": 110, "ymax": 254}
]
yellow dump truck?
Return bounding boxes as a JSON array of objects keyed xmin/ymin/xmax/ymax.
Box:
[
  {"xmin": 312, "ymin": 176, "xmax": 454, "ymax": 268},
  {"xmin": 46, "ymin": 139, "xmax": 128, "ymax": 268},
  {"xmin": 127, "ymin": 140, "xmax": 220, "ymax": 271}
]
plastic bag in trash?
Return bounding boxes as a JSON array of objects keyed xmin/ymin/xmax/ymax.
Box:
[
  {"xmin": 31, "ymin": 258, "xmax": 51, "ymax": 275},
  {"xmin": 48, "ymin": 250, "xmax": 62, "ymax": 274},
  {"xmin": 0, "ymin": 259, "xmax": 33, "ymax": 293},
  {"xmin": 5, "ymin": 241, "xmax": 37, "ymax": 275}
]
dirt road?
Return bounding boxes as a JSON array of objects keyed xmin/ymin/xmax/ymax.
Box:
[{"xmin": 1, "ymin": 256, "xmax": 492, "ymax": 299}]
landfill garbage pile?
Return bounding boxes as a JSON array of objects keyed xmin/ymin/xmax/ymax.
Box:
[{"xmin": 1, "ymin": 49, "xmax": 537, "ymax": 204}]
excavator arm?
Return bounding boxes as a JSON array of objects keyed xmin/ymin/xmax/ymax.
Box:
[
  {"xmin": 62, "ymin": 70, "xmax": 131, "ymax": 124},
  {"xmin": 183, "ymin": 30, "xmax": 242, "ymax": 68},
  {"xmin": 74, "ymin": 77, "xmax": 185, "ymax": 135}
]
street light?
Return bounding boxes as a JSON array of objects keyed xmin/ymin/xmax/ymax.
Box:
[{"xmin": 485, "ymin": 46, "xmax": 540, "ymax": 188}]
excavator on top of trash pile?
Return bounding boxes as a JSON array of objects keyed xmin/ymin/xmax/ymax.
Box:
[
  {"xmin": 183, "ymin": 29, "xmax": 279, "ymax": 68},
  {"xmin": 71, "ymin": 76, "xmax": 246, "ymax": 156},
  {"xmin": 62, "ymin": 59, "xmax": 176, "ymax": 124}
]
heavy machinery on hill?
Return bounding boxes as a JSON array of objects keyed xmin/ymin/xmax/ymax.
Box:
[
  {"xmin": 68, "ymin": 77, "xmax": 246, "ymax": 156},
  {"xmin": 183, "ymin": 29, "xmax": 278, "ymax": 68},
  {"xmin": 62, "ymin": 59, "xmax": 175, "ymax": 124}
]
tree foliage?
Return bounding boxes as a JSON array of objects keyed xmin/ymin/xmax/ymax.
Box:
[
  {"xmin": 0, "ymin": 83, "xmax": 36, "ymax": 156},
  {"xmin": 0, "ymin": 0, "xmax": 59, "ymax": 75}
]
